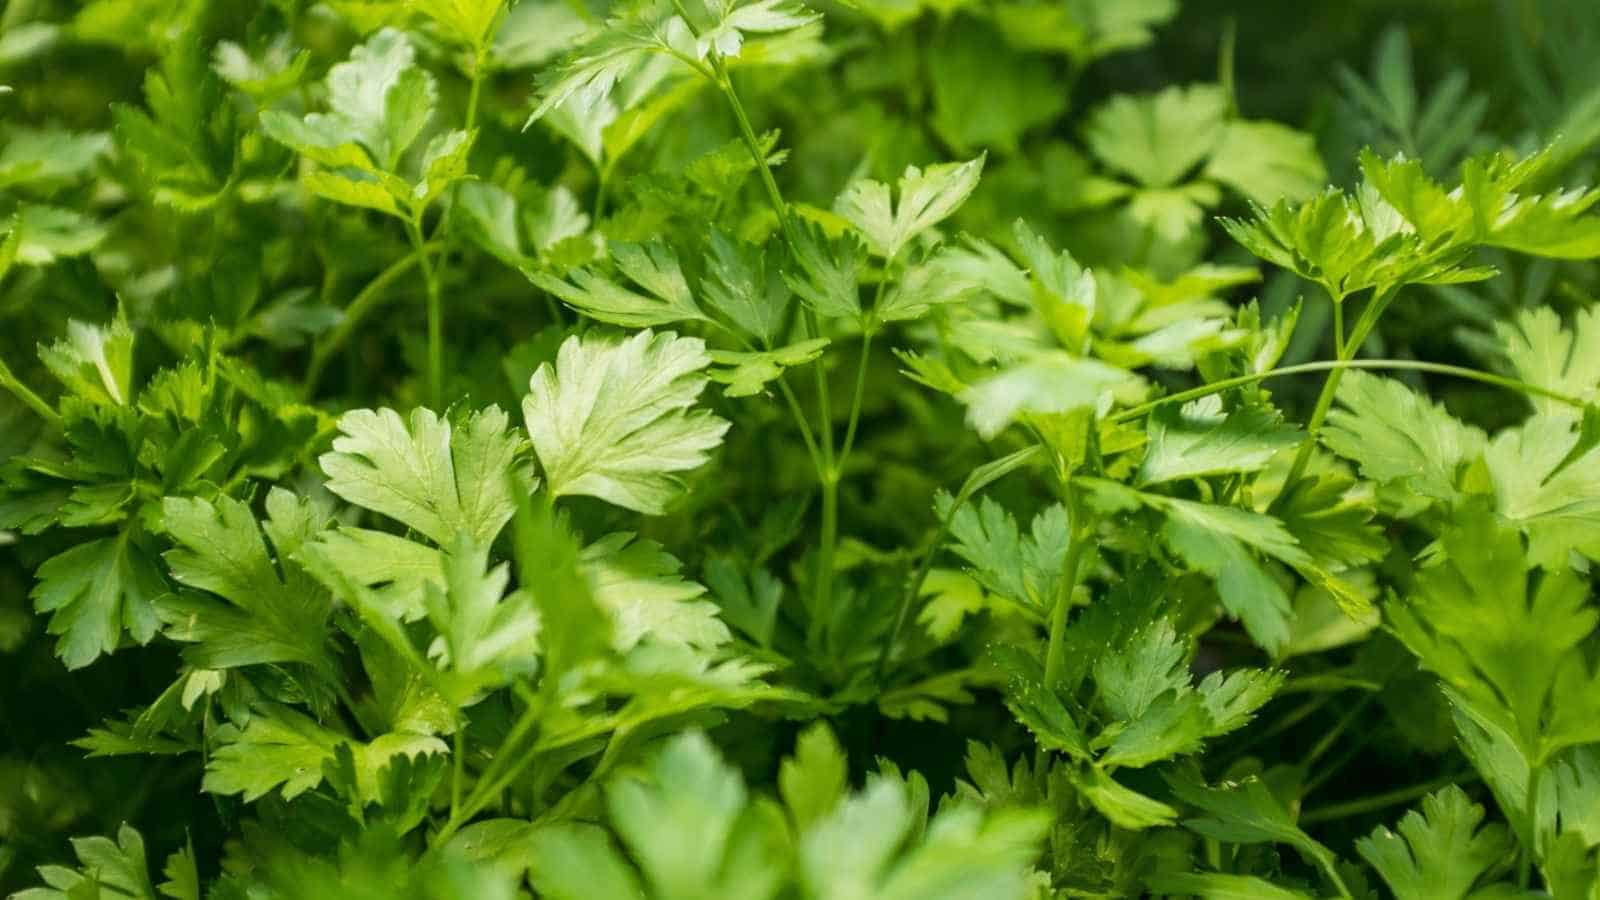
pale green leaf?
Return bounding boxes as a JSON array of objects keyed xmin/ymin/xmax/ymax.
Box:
[
  {"xmin": 320, "ymin": 405, "xmax": 526, "ymax": 546},
  {"xmin": 836, "ymin": 155, "xmax": 986, "ymax": 258},
  {"xmin": 38, "ymin": 317, "xmax": 135, "ymax": 406},
  {"xmin": 523, "ymin": 330, "xmax": 729, "ymax": 513}
]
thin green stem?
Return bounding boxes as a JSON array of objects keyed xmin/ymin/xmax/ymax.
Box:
[
  {"xmin": 1109, "ymin": 357, "xmax": 1584, "ymax": 425},
  {"xmin": 837, "ymin": 331, "xmax": 873, "ymax": 466},
  {"xmin": 776, "ymin": 375, "xmax": 825, "ymax": 475},
  {"xmin": 1331, "ymin": 297, "xmax": 1345, "ymax": 351},
  {"xmin": 710, "ymin": 57, "xmax": 789, "ymax": 230},
  {"xmin": 1301, "ymin": 729, "xmax": 1370, "ymax": 797},
  {"xmin": 705, "ymin": 48, "xmax": 860, "ymax": 655},
  {"xmin": 1044, "ymin": 484, "xmax": 1092, "ymax": 688},
  {"xmin": 1520, "ymin": 765, "xmax": 1543, "ymax": 887},
  {"xmin": 0, "ymin": 357, "xmax": 62, "ymax": 429},
  {"xmin": 305, "ymin": 247, "xmax": 437, "ymax": 396},
  {"xmin": 407, "ymin": 219, "xmax": 445, "ymax": 409},
  {"xmin": 464, "ymin": 46, "xmax": 486, "ymax": 133},
  {"xmin": 811, "ymin": 469, "xmax": 839, "ymax": 649},
  {"xmin": 1301, "ymin": 693, "xmax": 1373, "ymax": 771},
  {"xmin": 1299, "ymin": 772, "xmax": 1476, "ymax": 825},
  {"xmin": 433, "ymin": 691, "xmax": 544, "ymax": 847},
  {"xmin": 451, "ymin": 723, "xmax": 466, "ymax": 821},
  {"xmin": 1278, "ymin": 284, "xmax": 1398, "ymax": 495}
]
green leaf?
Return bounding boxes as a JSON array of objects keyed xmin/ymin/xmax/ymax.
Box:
[
  {"xmin": 1272, "ymin": 458, "xmax": 1388, "ymax": 571},
  {"xmin": 1093, "ymin": 619, "xmax": 1188, "ymax": 721},
  {"xmin": 1202, "ymin": 120, "xmax": 1328, "ymax": 205},
  {"xmin": 1084, "ymin": 84, "xmax": 1227, "ymax": 189},
  {"xmin": 159, "ymin": 490, "xmax": 333, "ymax": 671},
  {"xmin": 320, "ymin": 405, "xmax": 526, "ymax": 546},
  {"xmin": 784, "ymin": 218, "xmax": 865, "ymax": 320},
  {"xmin": 522, "ymin": 330, "xmax": 729, "ymax": 514},
  {"xmin": 993, "ymin": 645, "xmax": 1090, "ymax": 761},
  {"xmin": 780, "ymin": 722, "xmax": 848, "ymax": 831},
  {"xmin": 939, "ymin": 493, "xmax": 1068, "ymax": 612},
  {"xmin": 1146, "ymin": 872, "xmax": 1313, "ymax": 899},
  {"xmin": 1013, "ymin": 220, "xmax": 1095, "ymax": 352},
  {"xmin": 701, "ymin": 230, "xmax": 791, "ymax": 344},
  {"xmin": 1084, "ymin": 481, "xmax": 1309, "ymax": 656},
  {"xmin": 526, "ymin": 241, "xmax": 712, "ymax": 328},
  {"xmin": 425, "ymin": 534, "xmax": 540, "ymax": 698},
  {"xmin": 960, "ymin": 352, "xmax": 1138, "ymax": 439},
  {"xmin": 0, "ymin": 128, "xmax": 111, "ymax": 188},
  {"xmin": 927, "ymin": 22, "xmax": 1065, "ymax": 155},
  {"xmin": 14, "ymin": 824, "xmax": 160, "ymax": 900},
  {"xmin": 1070, "ymin": 764, "xmax": 1177, "ymax": 829},
  {"xmin": 411, "ymin": 0, "xmax": 507, "ymax": 49},
  {"xmin": 10, "ymin": 204, "xmax": 109, "ymax": 265},
  {"xmin": 512, "ymin": 494, "xmax": 611, "ymax": 680},
  {"xmin": 605, "ymin": 730, "xmax": 786, "ymax": 900},
  {"xmin": 158, "ymin": 841, "xmax": 201, "ymax": 900},
  {"xmin": 303, "ymin": 526, "xmax": 443, "ymax": 621},
  {"xmin": 453, "ymin": 181, "xmax": 528, "ymax": 266},
  {"xmin": 526, "ymin": 824, "xmax": 645, "ymax": 900},
  {"xmin": 694, "ymin": 0, "xmax": 821, "ymax": 60},
  {"xmin": 1220, "ymin": 185, "xmax": 1491, "ymax": 301},
  {"xmin": 703, "ymin": 555, "xmax": 782, "ymax": 646},
  {"xmin": 1497, "ymin": 306, "xmax": 1600, "ymax": 415},
  {"xmin": 525, "ymin": 11, "xmax": 680, "ymax": 125},
  {"xmin": 1355, "ymin": 786, "xmax": 1513, "ymax": 900},
  {"xmin": 320, "ymin": 28, "xmax": 434, "ymax": 170},
  {"xmin": 1322, "ymin": 371, "xmax": 1485, "ymax": 504},
  {"xmin": 203, "ymin": 704, "xmax": 445, "ymax": 803},
  {"xmin": 1484, "ymin": 413, "xmax": 1600, "ymax": 566},
  {"xmin": 707, "ymin": 339, "xmax": 829, "ymax": 397},
  {"xmin": 29, "ymin": 530, "xmax": 164, "ymax": 670},
  {"xmin": 1168, "ymin": 772, "xmax": 1338, "ymax": 874},
  {"xmin": 581, "ymin": 532, "xmax": 730, "ymax": 652},
  {"xmin": 1137, "ymin": 396, "xmax": 1300, "ymax": 486},
  {"xmin": 1196, "ymin": 668, "xmax": 1285, "ymax": 736},
  {"xmin": 38, "ymin": 317, "xmax": 135, "ymax": 406},
  {"xmin": 110, "ymin": 26, "xmax": 236, "ymax": 208},
  {"xmin": 1388, "ymin": 510, "xmax": 1600, "ymax": 765},
  {"xmin": 835, "ymin": 155, "xmax": 986, "ymax": 258}
]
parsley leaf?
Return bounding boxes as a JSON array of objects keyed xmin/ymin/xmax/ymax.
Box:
[{"xmin": 522, "ymin": 330, "xmax": 729, "ymax": 513}]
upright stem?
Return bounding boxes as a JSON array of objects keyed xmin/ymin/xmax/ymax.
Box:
[
  {"xmin": 838, "ymin": 332, "xmax": 873, "ymax": 473},
  {"xmin": 434, "ymin": 690, "xmax": 545, "ymax": 848},
  {"xmin": 710, "ymin": 56, "xmax": 791, "ymax": 237},
  {"xmin": 1277, "ymin": 283, "xmax": 1401, "ymax": 497},
  {"xmin": 407, "ymin": 219, "xmax": 445, "ymax": 408},
  {"xmin": 464, "ymin": 46, "xmax": 486, "ymax": 133},
  {"xmin": 811, "ymin": 468, "xmax": 839, "ymax": 648},
  {"xmin": 776, "ymin": 375, "xmax": 825, "ymax": 475},
  {"xmin": 451, "ymin": 723, "xmax": 466, "ymax": 821},
  {"xmin": 1044, "ymin": 484, "xmax": 1092, "ymax": 688},
  {"xmin": 707, "ymin": 54, "xmax": 854, "ymax": 645}
]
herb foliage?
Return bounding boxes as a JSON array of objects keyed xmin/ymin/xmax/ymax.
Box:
[{"xmin": 5, "ymin": 0, "xmax": 1600, "ymax": 897}]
